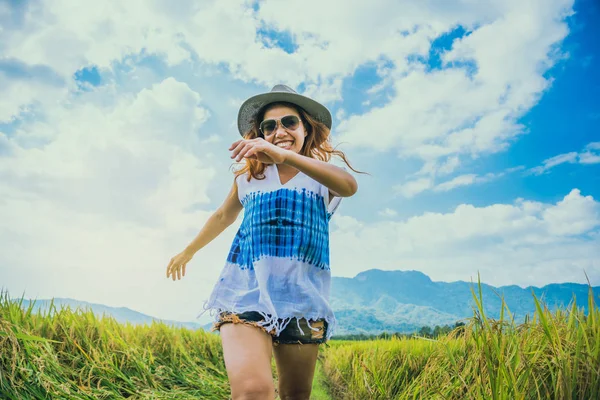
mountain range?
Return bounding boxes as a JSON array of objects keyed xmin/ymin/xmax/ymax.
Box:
[
  {"xmin": 330, "ymin": 269, "xmax": 599, "ymax": 334},
  {"xmin": 11, "ymin": 269, "xmax": 599, "ymax": 335},
  {"xmin": 15, "ymin": 298, "xmax": 204, "ymax": 331}
]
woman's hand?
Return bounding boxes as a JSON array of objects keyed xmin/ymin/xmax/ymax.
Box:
[
  {"xmin": 229, "ymin": 138, "xmax": 288, "ymax": 164},
  {"xmin": 166, "ymin": 249, "xmax": 194, "ymax": 281}
]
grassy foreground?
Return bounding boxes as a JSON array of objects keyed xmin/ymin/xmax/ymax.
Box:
[
  {"xmin": 0, "ymin": 291, "xmax": 230, "ymax": 399},
  {"xmin": 319, "ymin": 281, "xmax": 600, "ymax": 399},
  {"xmin": 0, "ymin": 291, "xmax": 331, "ymax": 399},
  {"xmin": 2, "ymin": 280, "xmax": 599, "ymax": 399}
]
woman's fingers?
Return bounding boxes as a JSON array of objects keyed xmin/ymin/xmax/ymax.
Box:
[
  {"xmin": 229, "ymin": 139, "xmax": 243, "ymax": 151},
  {"xmin": 230, "ymin": 139, "xmax": 266, "ymax": 161},
  {"xmin": 230, "ymin": 139, "xmax": 254, "ymax": 159},
  {"xmin": 233, "ymin": 144, "xmax": 246, "ymax": 161},
  {"xmin": 239, "ymin": 142, "xmax": 271, "ymax": 162},
  {"xmin": 176, "ymin": 265, "xmax": 184, "ymax": 280},
  {"xmin": 167, "ymin": 255, "xmax": 189, "ymax": 281},
  {"xmin": 166, "ymin": 258, "xmax": 174, "ymax": 278},
  {"xmin": 246, "ymin": 142, "xmax": 267, "ymax": 157},
  {"xmin": 238, "ymin": 144, "xmax": 254, "ymax": 161},
  {"xmin": 235, "ymin": 142, "xmax": 255, "ymax": 162},
  {"xmin": 230, "ymin": 141, "xmax": 246, "ymax": 159}
]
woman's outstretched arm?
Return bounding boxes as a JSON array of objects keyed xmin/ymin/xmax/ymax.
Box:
[
  {"xmin": 229, "ymin": 138, "xmax": 358, "ymax": 198},
  {"xmin": 284, "ymin": 152, "xmax": 358, "ymax": 197},
  {"xmin": 166, "ymin": 180, "xmax": 243, "ymax": 280},
  {"xmin": 184, "ymin": 180, "xmax": 243, "ymax": 254}
]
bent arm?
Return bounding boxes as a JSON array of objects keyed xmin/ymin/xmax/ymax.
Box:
[
  {"xmin": 284, "ymin": 152, "xmax": 358, "ymax": 197},
  {"xmin": 183, "ymin": 180, "xmax": 243, "ymax": 255}
]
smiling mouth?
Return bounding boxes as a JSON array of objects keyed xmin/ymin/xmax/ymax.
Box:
[{"xmin": 275, "ymin": 141, "xmax": 293, "ymax": 149}]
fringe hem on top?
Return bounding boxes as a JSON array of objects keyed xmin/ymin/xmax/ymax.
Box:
[{"xmin": 197, "ymin": 299, "xmax": 337, "ymax": 341}]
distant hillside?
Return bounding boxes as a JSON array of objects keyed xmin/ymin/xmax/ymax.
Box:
[
  {"xmin": 11, "ymin": 269, "xmax": 600, "ymax": 336},
  {"xmin": 330, "ymin": 269, "xmax": 600, "ymax": 335},
  {"xmin": 15, "ymin": 298, "xmax": 204, "ymax": 331}
]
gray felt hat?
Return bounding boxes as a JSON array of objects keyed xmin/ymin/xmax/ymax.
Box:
[{"xmin": 237, "ymin": 84, "xmax": 332, "ymax": 136}]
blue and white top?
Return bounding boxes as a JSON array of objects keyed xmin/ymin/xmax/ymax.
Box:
[{"xmin": 200, "ymin": 163, "xmax": 342, "ymax": 340}]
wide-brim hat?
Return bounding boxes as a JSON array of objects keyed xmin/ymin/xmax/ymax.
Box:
[{"xmin": 237, "ymin": 84, "xmax": 332, "ymax": 136}]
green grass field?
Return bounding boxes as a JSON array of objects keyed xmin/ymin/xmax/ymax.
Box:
[
  {"xmin": 319, "ymin": 282, "xmax": 600, "ymax": 399},
  {"xmin": 1, "ymin": 280, "xmax": 598, "ymax": 399}
]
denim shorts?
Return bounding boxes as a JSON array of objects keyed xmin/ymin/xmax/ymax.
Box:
[{"xmin": 212, "ymin": 311, "xmax": 328, "ymax": 345}]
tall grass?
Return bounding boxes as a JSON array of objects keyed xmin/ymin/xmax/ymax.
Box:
[
  {"xmin": 3, "ymin": 278, "xmax": 599, "ymax": 399},
  {"xmin": 0, "ymin": 290, "xmax": 229, "ymax": 399},
  {"xmin": 321, "ymin": 279, "xmax": 600, "ymax": 399}
]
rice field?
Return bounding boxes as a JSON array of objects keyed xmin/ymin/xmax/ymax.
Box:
[
  {"xmin": 1, "ymin": 279, "xmax": 599, "ymax": 399},
  {"xmin": 0, "ymin": 291, "xmax": 230, "ymax": 399},
  {"xmin": 320, "ymin": 281, "xmax": 600, "ymax": 399}
]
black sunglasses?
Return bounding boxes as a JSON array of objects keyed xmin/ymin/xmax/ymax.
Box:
[{"xmin": 259, "ymin": 115, "xmax": 301, "ymax": 137}]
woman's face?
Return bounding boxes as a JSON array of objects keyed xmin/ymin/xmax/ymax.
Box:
[{"xmin": 261, "ymin": 104, "xmax": 307, "ymax": 154}]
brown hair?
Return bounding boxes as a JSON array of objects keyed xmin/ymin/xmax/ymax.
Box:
[{"xmin": 234, "ymin": 101, "xmax": 362, "ymax": 181}]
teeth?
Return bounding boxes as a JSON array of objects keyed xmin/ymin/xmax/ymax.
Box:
[{"xmin": 276, "ymin": 141, "xmax": 292, "ymax": 148}]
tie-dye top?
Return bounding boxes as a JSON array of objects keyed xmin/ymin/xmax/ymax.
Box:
[{"xmin": 199, "ymin": 163, "xmax": 342, "ymax": 340}]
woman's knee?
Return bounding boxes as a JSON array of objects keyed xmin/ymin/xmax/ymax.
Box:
[{"xmin": 231, "ymin": 378, "xmax": 275, "ymax": 400}]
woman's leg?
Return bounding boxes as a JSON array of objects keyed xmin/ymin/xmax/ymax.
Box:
[
  {"xmin": 220, "ymin": 323, "xmax": 276, "ymax": 400},
  {"xmin": 272, "ymin": 343, "xmax": 320, "ymax": 400}
]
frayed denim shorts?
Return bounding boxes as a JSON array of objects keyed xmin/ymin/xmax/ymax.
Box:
[{"xmin": 212, "ymin": 311, "xmax": 328, "ymax": 345}]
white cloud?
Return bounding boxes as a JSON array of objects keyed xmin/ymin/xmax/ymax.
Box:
[
  {"xmin": 0, "ymin": 77, "xmax": 227, "ymax": 322},
  {"xmin": 335, "ymin": 0, "xmax": 573, "ymax": 171},
  {"xmin": 0, "ymin": 0, "xmax": 576, "ymax": 177},
  {"xmin": 579, "ymin": 142, "xmax": 600, "ymax": 165},
  {"xmin": 0, "ymin": 131, "xmax": 17, "ymax": 155},
  {"xmin": 435, "ymin": 171, "xmax": 508, "ymax": 192},
  {"xmin": 200, "ymin": 134, "xmax": 222, "ymax": 145},
  {"xmin": 394, "ymin": 177, "xmax": 433, "ymax": 198},
  {"xmin": 302, "ymin": 77, "xmax": 344, "ymax": 105},
  {"xmin": 433, "ymin": 174, "xmax": 478, "ymax": 192},
  {"xmin": 529, "ymin": 152, "xmax": 578, "ymax": 175},
  {"xmin": 437, "ymin": 156, "xmax": 461, "ymax": 176},
  {"xmin": 529, "ymin": 141, "xmax": 600, "ymax": 174},
  {"xmin": 331, "ymin": 189, "xmax": 600, "ymax": 287},
  {"xmin": 543, "ymin": 189, "xmax": 600, "ymax": 236},
  {"xmin": 335, "ymin": 108, "xmax": 346, "ymax": 121},
  {"xmin": 580, "ymin": 152, "xmax": 600, "ymax": 164},
  {"xmin": 0, "ymin": 0, "xmax": 592, "ymax": 324},
  {"xmin": 0, "ymin": 72, "xmax": 69, "ymax": 123},
  {"xmin": 378, "ymin": 208, "xmax": 398, "ymax": 218},
  {"xmin": 396, "ymin": 169, "xmax": 512, "ymax": 198}
]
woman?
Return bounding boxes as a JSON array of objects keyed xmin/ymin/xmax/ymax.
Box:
[{"xmin": 167, "ymin": 84, "xmax": 359, "ymax": 399}]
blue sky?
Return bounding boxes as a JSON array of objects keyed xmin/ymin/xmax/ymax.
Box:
[
  {"xmin": 490, "ymin": 0, "xmax": 599, "ymax": 201},
  {"xmin": 0, "ymin": 0, "xmax": 598, "ymax": 322},
  {"xmin": 334, "ymin": 0, "xmax": 599, "ymax": 219}
]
